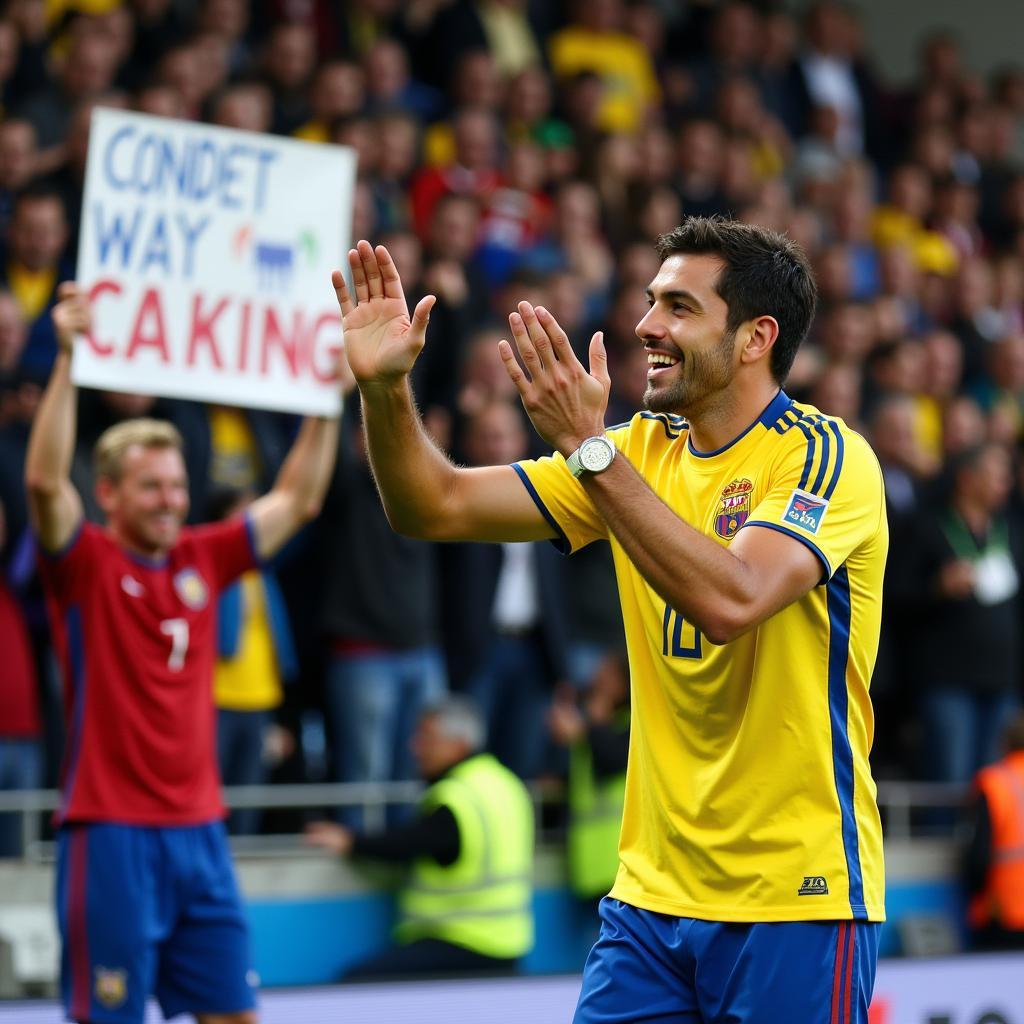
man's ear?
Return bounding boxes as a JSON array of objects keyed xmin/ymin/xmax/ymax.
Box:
[
  {"xmin": 95, "ymin": 476, "xmax": 115, "ymax": 515},
  {"xmin": 740, "ymin": 315, "xmax": 780, "ymax": 366}
]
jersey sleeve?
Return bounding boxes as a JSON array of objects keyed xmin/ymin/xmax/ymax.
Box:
[
  {"xmin": 187, "ymin": 513, "xmax": 259, "ymax": 592},
  {"xmin": 741, "ymin": 422, "xmax": 885, "ymax": 582},
  {"xmin": 512, "ymin": 452, "xmax": 606, "ymax": 554},
  {"xmin": 36, "ymin": 521, "xmax": 101, "ymax": 608}
]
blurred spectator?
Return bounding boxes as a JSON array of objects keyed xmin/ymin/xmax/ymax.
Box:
[
  {"xmin": 685, "ymin": 2, "xmax": 762, "ymax": 117},
  {"xmin": 548, "ymin": 0, "xmax": 660, "ymax": 134},
  {"xmin": 0, "ymin": 186, "xmax": 71, "ymax": 379},
  {"xmin": 155, "ymin": 42, "xmax": 208, "ymax": 120},
  {"xmin": 792, "ymin": 1, "xmax": 880, "ymax": 159},
  {"xmin": 263, "ymin": 21, "xmax": 317, "ymax": 135},
  {"xmin": 293, "ymin": 59, "xmax": 365, "ymax": 143},
  {"xmin": 950, "ymin": 257, "xmax": 1005, "ymax": 389},
  {"xmin": 368, "ymin": 111, "xmax": 420, "ymax": 231},
  {"xmin": 211, "ymin": 486, "xmax": 298, "ymax": 836},
  {"xmin": 0, "ymin": 19, "xmax": 20, "ymax": 112},
  {"xmin": 440, "ymin": 399, "xmax": 571, "ymax": 779},
  {"xmin": 410, "ymin": 107, "xmax": 500, "ymax": 239},
  {"xmin": 15, "ymin": 29, "xmax": 119, "ymax": 168},
  {"xmin": 522, "ymin": 179, "xmax": 614, "ymax": 322},
  {"xmin": 942, "ymin": 394, "xmax": 989, "ymax": 460},
  {"xmin": 306, "ymin": 696, "xmax": 535, "ymax": 977},
  {"xmin": 133, "ymin": 80, "xmax": 186, "ymax": 120},
  {"xmin": 548, "ymin": 649, "xmax": 629, "ymax": 900},
  {"xmin": 320, "ymin": 407, "xmax": 447, "ymax": 825},
  {"xmin": 211, "ymin": 82, "xmax": 273, "ymax": 134},
  {"xmin": 117, "ymin": 0, "xmax": 188, "ymax": 92},
  {"xmin": 963, "ymin": 711, "xmax": 1024, "ymax": 951},
  {"xmin": 0, "ymin": 290, "xmax": 38, "ymax": 553},
  {"xmin": 47, "ymin": 94, "xmax": 128, "ymax": 258},
  {"xmin": 362, "ymin": 36, "xmax": 441, "ymax": 121},
  {"xmin": 0, "ymin": 495, "xmax": 41, "ymax": 858},
  {"xmin": 197, "ymin": 0, "xmax": 255, "ymax": 79},
  {"xmin": 674, "ymin": 119, "xmax": 729, "ymax": 219},
  {"xmin": 477, "ymin": 138, "xmax": 552, "ymax": 286},
  {"xmin": 418, "ymin": 0, "xmax": 545, "ymax": 91},
  {"xmin": 869, "ymin": 395, "xmax": 936, "ymax": 776},
  {"xmin": 0, "ymin": 118, "xmax": 37, "ymax": 232},
  {"xmin": 900, "ymin": 443, "xmax": 1022, "ymax": 784}
]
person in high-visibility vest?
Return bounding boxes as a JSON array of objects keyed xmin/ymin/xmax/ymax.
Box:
[
  {"xmin": 964, "ymin": 711, "xmax": 1024, "ymax": 951},
  {"xmin": 306, "ymin": 695, "xmax": 535, "ymax": 977},
  {"xmin": 549, "ymin": 650, "xmax": 630, "ymax": 901}
]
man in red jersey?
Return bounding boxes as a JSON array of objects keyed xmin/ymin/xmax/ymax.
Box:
[{"xmin": 24, "ymin": 283, "xmax": 343, "ymax": 1024}]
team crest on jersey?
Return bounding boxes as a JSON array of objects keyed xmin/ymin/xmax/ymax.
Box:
[
  {"xmin": 94, "ymin": 967, "xmax": 128, "ymax": 1008},
  {"xmin": 173, "ymin": 568, "xmax": 208, "ymax": 609},
  {"xmin": 714, "ymin": 478, "xmax": 753, "ymax": 539},
  {"xmin": 782, "ymin": 489, "xmax": 829, "ymax": 535}
]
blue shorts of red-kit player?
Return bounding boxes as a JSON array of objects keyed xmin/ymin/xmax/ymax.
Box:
[
  {"xmin": 56, "ymin": 822, "xmax": 257, "ymax": 1024},
  {"xmin": 574, "ymin": 898, "xmax": 880, "ymax": 1024}
]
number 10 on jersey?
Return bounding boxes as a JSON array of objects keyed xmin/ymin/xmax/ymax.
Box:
[{"xmin": 662, "ymin": 604, "xmax": 702, "ymax": 659}]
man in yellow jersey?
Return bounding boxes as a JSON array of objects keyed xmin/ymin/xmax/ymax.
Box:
[{"xmin": 333, "ymin": 216, "xmax": 886, "ymax": 1023}]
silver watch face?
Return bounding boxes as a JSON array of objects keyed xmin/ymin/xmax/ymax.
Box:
[{"xmin": 579, "ymin": 437, "xmax": 613, "ymax": 472}]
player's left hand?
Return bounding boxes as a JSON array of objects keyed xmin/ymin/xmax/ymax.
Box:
[
  {"xmin": 304, "ymin": 820, "xmax": 355, "ymax": 856},
  {"xmin": 499, "ymin": 302, "xmax": 611, "ymax": 456}
]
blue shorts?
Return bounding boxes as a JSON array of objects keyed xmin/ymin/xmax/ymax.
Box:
[
  {"xmin": 574, "ymin": 898, "xmax": 880, "ymax": 1024},
  {"xmin": 56, "ymin": 822, "xmax": 257, "ymax": 1024}
]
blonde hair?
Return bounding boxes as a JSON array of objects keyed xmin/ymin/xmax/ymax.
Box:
[{"xmin": 93, "ymin": 418, "xmax": 184, "ymax": 482}]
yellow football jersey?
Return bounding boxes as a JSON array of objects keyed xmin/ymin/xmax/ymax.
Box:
[{"xmin": 514, "ymin": 390, "xmax": 887, "ymax": 922}]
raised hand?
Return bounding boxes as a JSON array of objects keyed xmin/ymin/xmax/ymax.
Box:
[
  {"xmin": 51, "ymin": 282, "xmax": 92, "ymax": 354},
  {"xmin": 332, "ymin": 240, "xmax": 436, "ymax": 387},
  {"xmin": 498, "ymin": 301, "xmax": 611, "ymax": 456}
]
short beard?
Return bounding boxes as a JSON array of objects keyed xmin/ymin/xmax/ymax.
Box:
[{"xmin": 642, "ymin": 327, "xmax": 737, "ymax": 416}]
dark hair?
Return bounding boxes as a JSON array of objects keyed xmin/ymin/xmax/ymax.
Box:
[{"xmin": 655, "ymin": 216, "xmax": 818, "ymax": 385}]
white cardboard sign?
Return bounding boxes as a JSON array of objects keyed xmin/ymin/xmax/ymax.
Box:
[{"xmin": 72, "ymin": 108, "xmax": 355, "ymax": 415}]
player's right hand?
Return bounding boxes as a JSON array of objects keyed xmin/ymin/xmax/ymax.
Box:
[
  {"xmin": 332, "ymin": 240, "xmax": 436, "ymax": 388},
  {"xmin": 51, "ymin": 282, "xmax": 92, "ymax": 354}
]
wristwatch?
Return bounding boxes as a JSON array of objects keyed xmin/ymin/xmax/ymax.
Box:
[{"xmin": 566, "ymin": 435, "xmax": 616, "ymax": 478}]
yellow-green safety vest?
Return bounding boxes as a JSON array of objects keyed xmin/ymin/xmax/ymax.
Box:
[
  {"xmin": 567, "ymin": 714, "xmax": 628, "ymax": 899},
  {"xmin": 395, "ymin": 753, "xmax": 535, "ymax": 959}
]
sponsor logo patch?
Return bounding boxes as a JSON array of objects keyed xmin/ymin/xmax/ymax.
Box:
[
  {"xmin": 94, "ymin": 967, "xmax": 128, "ymax": 1009},
  {"xmin": 782, "ymin": 489, "xmax": 828, "ymax": 535},
  {"xmin": 173, "ymin": 568, "xmax": 208, "ymax": 610},
  {"xmin": 798, "ymin": 875, "xmax": 829, "ymax": 896},
  {"xmin": 714, "ymin": 478, "xmax": 753, "ymax": 539}
]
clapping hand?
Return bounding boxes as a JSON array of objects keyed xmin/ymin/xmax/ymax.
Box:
[
  {"xmin": 499, "ymin": 301, "xmax": 611, "ymax": 456},
  {"xmin": 332, "ymin": 241, "xmax": 436, "ymax": 389}
]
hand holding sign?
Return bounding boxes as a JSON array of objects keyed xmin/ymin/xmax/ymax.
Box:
[
  {"xmin": 332, "ymin": 241, "xmax": 436, "ymax": 388},
  {"xmin": 52, "ymin": 283, "xmax": 92, "ymax": 354}
]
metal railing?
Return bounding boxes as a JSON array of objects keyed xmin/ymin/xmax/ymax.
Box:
[{"xmin": 0, "ymin": 779, "xmax": 971, "ymax": 861}]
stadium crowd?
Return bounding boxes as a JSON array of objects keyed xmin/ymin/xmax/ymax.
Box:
[{"xmin": 2, "ymin": 0, "xmax": 1024, "ymax": 847}]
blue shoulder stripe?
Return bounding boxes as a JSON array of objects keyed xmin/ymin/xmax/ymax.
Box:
[
  {"xmin": 794, "ymin": 417, "xmax": 817, "ymax": 490},
  {"xmin": 823, "ymin": 419, "xmax": 845, "ymax": 500},
  {"xmin": 638, "ymin": 412, "xmax": 685, "ymax": 440},
  {"xmin": 782, "ymin": 411, "xmax": 846, "ymax": 499},
  {"xmin": 809, "ymin": 417, "xmax": 832, "ymax": 496}
]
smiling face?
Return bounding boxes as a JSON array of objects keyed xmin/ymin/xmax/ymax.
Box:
[
  {"xmin": 636, "ymin": 253, "xmax": 739, "ymax": 417},
  {"xmin": 97, "ymin": 444, "xmax": 190, "ymax": 557}
]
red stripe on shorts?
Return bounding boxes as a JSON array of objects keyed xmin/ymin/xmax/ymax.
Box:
[
  {"xmin": 69, "ymin": 829, "xmax": 91, "ymax": 1021},
  {"xmin": 843, "ymin": 922, "xmax": 857, "ymax": 1023},
  {"xmin": 831, "ymin": 922, "xmax": 849, "ymax": 1024}
]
